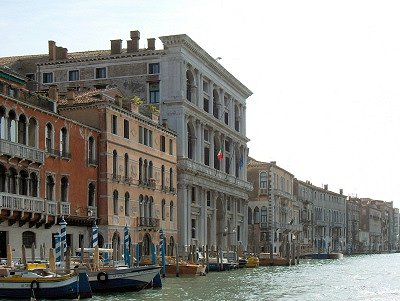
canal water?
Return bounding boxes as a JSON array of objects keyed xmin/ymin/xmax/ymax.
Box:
[{"xmin": 92, "ymin": 253, "xmax": 400, "ymax": 301}]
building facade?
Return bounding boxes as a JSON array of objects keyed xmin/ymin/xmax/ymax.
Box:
[
  {"xmin": 294, "ymin": 179, "xmax": 347, "ymax": 254},
  {"xmin": 247, "ymin": 159, "xmax": 301, "ymax": 256},
  {"xmin": 57, "ymin": 88, "xmax": 178, "ymax": 260},
  {"xmin": 0, "ymin": 67, "xmax": 100, "ymax": 260}
]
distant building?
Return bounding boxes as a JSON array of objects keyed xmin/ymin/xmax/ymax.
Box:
[
  {"xmin": 0, "ymin": 67, "xmax": 100, "ymax": 259},
  {"xmin": 294, "ymin": 179, "xmax": 347, "ymax": 254},
  {"xmin": 247, "ymin": 158, "xmax": 300, "ymax": 255}
]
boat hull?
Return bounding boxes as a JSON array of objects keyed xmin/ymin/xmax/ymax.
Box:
[
  {"xmin": 0, "ymin": 272, "xmax": 91, "ymax": 299},
  {"xmin": 165, "ymin": 263, "xmax": 206, "ymax": 276},
  {"xmin": 87, "ymin": 265, "xmax": 161, "ymax": 293}
]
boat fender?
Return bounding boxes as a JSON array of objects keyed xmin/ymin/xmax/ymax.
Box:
[
  {"xmin": 97, "ymin": 271, "xmax": 108, "ymax": 283},
  {"xmin": 30, "ymin": 280, "xmax": 40, "ymax": 290}
]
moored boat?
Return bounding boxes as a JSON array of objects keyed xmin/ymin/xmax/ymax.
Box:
[
  {"xmin": 245, "ymin": 256, "xmax": 260, "ymax": 268},
  {"xmin": 258, "ymin": 252, "xmax": 290, "ymax": 266},
  {"xmin": 164, "ymin": 257, "xmax": 206, "ymax": 276},
  {"xmin": 0, "ymin": 267, "xmax": 92, "ymax": 300},
  {"xmin": 75, "ymin": 247, "xmax": 162, "ymax": 293}
]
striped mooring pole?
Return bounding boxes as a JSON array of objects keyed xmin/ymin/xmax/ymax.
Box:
[
  {"xmin": 59, "ymin": 216, "xmax": 67, "ymax": 259},
  {"xmin": 92, "ymin": 222, "xmax": 98, "ymax": 247},
  {"xmin": 55, "ymin": 233, "xmax": 61, "ymax": 263}
]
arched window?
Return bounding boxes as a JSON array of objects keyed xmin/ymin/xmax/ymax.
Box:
[
  {"xmin": 139, "ymin": 194, "xmax": 143, "ymax": 218},
  {"xmin": 28, "ymin": 118, "xmax": 37, "ymax": 147},
  {"xmin": 187, "ymin": 124, "xmax": 194, "ymax": 159},
  {"xmin": 143, "ymin": 159, "xmax": 148, "ymax": 182},
  {"xmin": 149, "ymin": 196, "xmax": 153, "ymax": 218},
  {"xmin": 161, "ymin": 165, "xmax": 165, "ymax": 190},
  {"xmin": 60, "ymin": 127, "xmax": 68, "ymax": 157},
  {"xmin": 0, "ymin": 107, "xmax": 6, "ymax": 139},
  {"xmin": 169, "ymin": 201, "xmax": 174, "ymax": 222},
  {"xmin": 148, "ymin": 161, "xmax": 153, "ymax": 179},
  {"xmin": 19, "ymin": 170, "xmax": 28, "ymax": 196},
  {"xmin": 169, "ymin": 168, "xmax": 174, "ymax": 191},
  {"xmin": 22, "ymin": 231, "xmax": 36, "ymax": 248},
  {"xmin": 46, "ymin": 175, "xmax": 54, "ymax": 201},
  {"xmin": 254, "ymin": 207, "xmax": 260, "ymax": 224},
  {"xmin": 8, "ymin": 110, "xmax": 17, "ymax": 142},
  {"xmin": 213, "ymin": 90, "xmax": 219, "ymax": 119},
  {"xmin": 234, "ymin": 105, "xmax": 240, "ymax": 132},
  {"xmin": 113, "ymin": 190, "xmax": 118, "ymax": 215},
  {"xmin": 138, "ymin": 158, "xmax": 143, "ymax": 184},
  {"xmin": 260, "ymin": 172, "xmax": 267, "ymax": 189},
  {"xmin": 124, "ymin": 153, "xmax": 129, "ymax": 180},
  {"xmin": 162, "ymin": 199, "xmax": 166, "ymax": 221},
  {"xmin": 125, "ymin": 192, "xmax": 130, "ymax": 216},
  {"xmin": 248, "ymin": 207, "xmax": 253, "ymax": 224},
  {"xmin": 30, "ymin": 172, "xmax": 38, "ymax": 197},
  {"xmin": 0, "ymin": 165, "xmax": 6, "ymax": 192},
  {"xmin": 88, "ymin": 136, "xmax": 96, "ymax": 164},
  {"xmin": 60, "ymin": 176, "xmax": 68, "ymax": 202},
  {"xmin": 112, "ymin": 150, "xmax": 118, "ymax": 179},
  {"xmin": 18, "ymin": 114, "xmax": 27, "ymax": 145},
  {"xmin": 45, "ymin": 123, "xmax": 53, "ymax": 153},
  {"xmin": 261, "ymin": 206, "xmax": 267, "ymax": 224},
  {"xmin": 8, "ymin": 168, "xmax": 17, "ymax": 194},
  {"xmin": 88, "ymin": 183, "xmax": 95, "ymax": 207}
]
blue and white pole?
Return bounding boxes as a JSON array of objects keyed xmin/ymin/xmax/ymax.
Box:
[
  {"xmin": 159, "ymin": 229, "xmax": 166, "ymax": 277},
  {"xmin": 124, "ymin": 225, "xmax": 130, "ymax": 268},
  {"xmin": 92, "ymin": 222, "xmax": 98, "ymax": 248},
  {"xmin": 59, "ymin": 216, "xmax": 67, "ymax": 260},
  {"xmin": 55, "ymin": 233, "xmax": 61, "ymax": 263}
]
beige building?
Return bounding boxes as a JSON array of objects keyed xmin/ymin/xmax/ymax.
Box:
[
  {"xmin": 247, "ymin": 158, "xmax": 301, "ymax": 255},
  {"xmin": 57, "ymin": 88, "xmax": 178, "ymax": 259}
]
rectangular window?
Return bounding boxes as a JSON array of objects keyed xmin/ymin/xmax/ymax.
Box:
[
  {"xmin": 149, "ymin": 82, "xmax": 160, "ymax": 103},
  {"xmin": 204, "ymin": 129, "xmax": 209, "ymax": 142},
  {"xmin": 139, "ymin": 126, "xmax": 143, "ymax": 143},
  {"xmin": 149, "ymin": 63, "xmax": 160, "ymax": 74},
  {"xmin": 95, "ymin": 67, "xmax": 107, "ymax": 79},
  {"xmin": 203, "ymin": 98, "xmax": 209, "ymax": 112},
  {"xmin": 112, "ymin": 115, "xmax": 117, "ymax": 134},
  {"xmin": 68, "ymin": 70, "xmax": 80, "ymax": 81},
  {"xmin": 204, "ymin": 147, "xmax": 210, "ymax": 166},
  {"xmin": 43, "ymin": 72, "xmax": 53, "ymax": 84},
  {"xmin": 124, "ymin": 119, "xmax": 129, "ymax": 139},
  {"xmin": 160, "ymin": 135, "xmax": 166, "ymax": 152},
  {"xmin": 206, "ymin": 191, "xmax": 211, "ymax": 207},
  {"xmin": 191, "ymin": 219, "xmax": 196, "ymax": 239},
  {"xmin": 224, "ymin": 112, "xmax": 229, "ymax": 125},
  {"xmin": 169, "ymin": 139, "xmax": 173, "ymax": 155},
  {"xmin": 26, "ymin": 73, "xmax": 35, "ymax": 81},
  {"xmin": 148, "ymin": 130, "xmax": 153, "ymax": 147}
]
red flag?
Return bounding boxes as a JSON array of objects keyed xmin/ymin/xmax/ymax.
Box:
[{"xmin": 217, "ymin": 147, "xmax": 224, "ymax": 161}]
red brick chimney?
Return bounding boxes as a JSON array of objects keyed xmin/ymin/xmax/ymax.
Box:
[{"xmin": 127, "ymin": 30, "xmax": 140, "ymax": 53}]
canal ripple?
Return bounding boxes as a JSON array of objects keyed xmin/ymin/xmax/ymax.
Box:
[{"xmin": 91, "ymin": 253, "xmax": 400, "ymax": 301}]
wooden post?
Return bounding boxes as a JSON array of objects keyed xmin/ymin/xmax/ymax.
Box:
[
  {"xmin": 205, "ymin": 245, "xmax": 209, "ymax": 273},
  {"xmin": 21, "ymin": 245, "xmax": 27, "ymax": 265},
  {"xmin": 175, "ymin": 243, "xmax": 180, "ymax": 277},
  {"xmin": 65, "ymin": 246, "xmax": 71, "ymax": 272}
]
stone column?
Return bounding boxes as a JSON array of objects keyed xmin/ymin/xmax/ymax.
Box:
[
  {"xmin": 220, "ymin": 133, "xmax": 225, "ymax": 172},
  {"xmin": 231, "ymin": 141, "xmax": 236, "ymax": 176},
  {"xmin": 210, "ymin": 82, "xmax": 214, "ymax": 116},
  {"xmin": 242, "ymin": 106, "xmax": 247, "ymax": 135},
  {"xmin": 182, "ymin": 114, "xmax": 188, "ymax": 158},
  {"xmin": 230, "ymin": 98, "xmax": 235, "ymax": 129},
  {"xmin": 200, "ymin": 188, "xmax": 206, "ymax": 245}
]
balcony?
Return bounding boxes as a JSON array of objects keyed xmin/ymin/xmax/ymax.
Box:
[
  {"xmin": 273, "ymin": 188, "xmax": 292, "ymax": 200},
  {"xmin": 60, "ymin": 202, "xmax": 70, "ymax": 216},
  {"xmin": 137, "ymin": 217, "xmax": 160, "ymax": 229},
  {"xmin": 0, "ymin": 139, "xmax": 44, "ymax": 165},
  {"xmin": 0, "ymin": 192, "xmax": 45, "ymax": 213},
  {"xmin": 177, "ymin": 158, "xmax": 253, "ymax": 191}
]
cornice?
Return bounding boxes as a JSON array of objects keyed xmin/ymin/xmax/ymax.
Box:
[{"xmin": 159, "ymin": 34, "xmax": 252, "ymax": 99}]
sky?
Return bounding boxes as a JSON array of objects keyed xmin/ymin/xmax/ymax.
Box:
[{"xmin": 1, "ymin": 0, "xmax": 400, "ymax": 207}]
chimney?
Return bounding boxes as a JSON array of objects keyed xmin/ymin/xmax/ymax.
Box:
[
  {"xmin": 48, "ymin": 40, "xmax": 56, "ymax": 61},
  {"xmin": 162, "ymin": 119, "xmax": 168, "ymax": 128},
  {"xmin": 127, "ymin": 30, "xmax": 140, "ymax": 53},
  {"xmin": 270, "ymin": 161, "xmax": 276, "ymax": 165},
  {"xmin": 339, "ymin": 189, "xmax": 343, "ymax": 195},
  {"xmin": 147, "ymin": 38, "xmax": 156, "ymax": 50},
  {"xmin": 111, "ymin": 39, "xmax": 122, "ymax": 55},
  {"xmin": 66, "ymin": 89, "xmax": 75, "ymax": 104},
  {"xmin": 324, "ymin": 184, "xmax": 328, "ymax": 190},
  {"xmin": 48, "ymin": 85, "xmax": 59, "ymax": 102}
]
